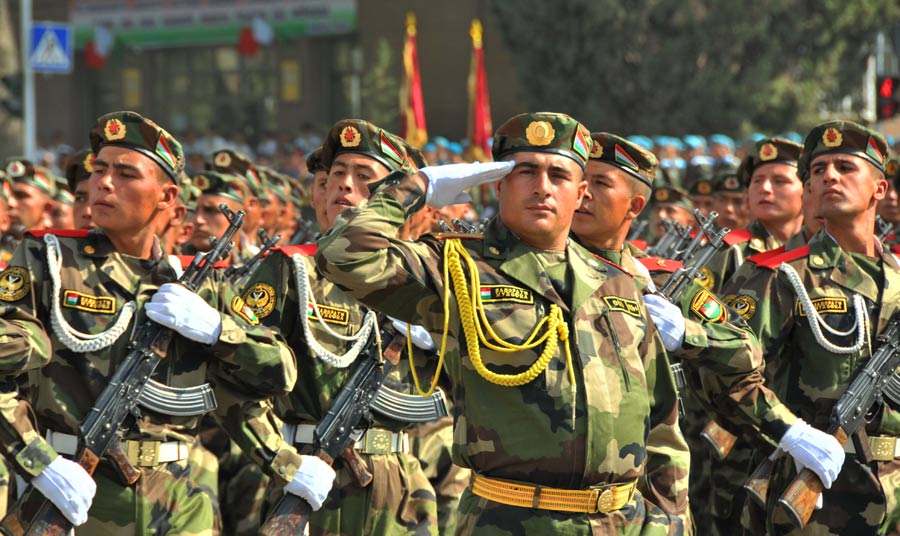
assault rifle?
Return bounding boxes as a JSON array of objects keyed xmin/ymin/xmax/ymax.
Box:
[
  {"xmin": 0, "ymin": 204, "xmax": 244, "ymax": 536},
  {"xmin": 876, "ymin": 215, "xmax": 894, "ymax": 244},
  {"xmin": 657, "ymin": 210, "xmax": 729, "ymax": 302},
  {"xmin": 224, "ymin": 228, "xmax": 281, "ymax": 289},
  {"xmin": 260, "ymin": 325, "xmax": 408, "ymax": 536}
]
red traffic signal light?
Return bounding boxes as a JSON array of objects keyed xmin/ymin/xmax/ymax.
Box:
[{"xmin": 877, "ymin": 76, "xmax": 900, "ymax": 120}]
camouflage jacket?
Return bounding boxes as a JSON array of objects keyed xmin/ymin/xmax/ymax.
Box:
[
  {"xmin": 697, "ymin": 220, "xmax": 779, "ymax": 294},
  {"xmin": 316, "ymin": 172, "xmax": 690, "ymax": 525},
  {"xmin": 0, "ymin": 229, "xmax": 296, "ymax": 483}
]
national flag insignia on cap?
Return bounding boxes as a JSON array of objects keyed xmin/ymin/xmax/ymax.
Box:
[
  {"xmin": 654, "ymin": 189, "xmax": 670, "ymax": 202},
  {"xmin": 340, "ymin": 126, "xmax": 362, "ymax": 148},
  {"xmin": 6, "ymin": 161, "xmax": 25, "ymax": 178},
  {"xmin": 193, "ymin": 174, "xmax": 211, "ymax": 190},
  {"xmin": 590, "ymin": 142, "xmax": 603, "ymax": 159},
  {"xmin": 155, "ymin": 134, "xmax": 177, "ymax": 170},
  {"xmin": 83, "ymin": 153, "xmax": 95, "ymax": 173},
  {"xmin": 866, "ymin": 136, "xmax": 884, "ymax": 164},
  {"xmin": 822, "ymin": 127, "xmax": 842, "ymax": 148},
  {"xmin": 104, "ymin": 118, "xmax": 127, "ymax": 141},
  {"xmin": 33, "ymin": 172, "xmax": 52, "ymax": 192},
  {"xmin": 614, "ymin": 144, "xmax": 639, "ymax": 171},
  {"xmin": 214, "ymin": 152, "xmax": 232, "ymax": 168},
  {"xmin": 525, "ymin": 121, "xmax": 555, "ymax": 146},
  {"xmin": 572, "ymin": 129, "xmax": 589, "ymax": 160},
  {"xmin": 1, "ymin": 181, "xmax": 10, "ymax": 199},
  {"xmin": 379, "ymin": 132, "xmax": 404, "ymax": 165},
  {"xmin": 759, "ymin": 143, "xmax": 778, "ymax": 161},
  {"xmin": 697, "ymin": 181, "xmax": 712, "ymax": 194},
  {"xmin": 246, "ymin": 168, "xmax": 261, "ymax": 189}
]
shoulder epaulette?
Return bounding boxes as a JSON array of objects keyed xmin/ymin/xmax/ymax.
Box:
[
  {"xmin": 754, "ymin": 245, "xmax": 810, "ymax": 270},
  {"xmin": 722, "ymin": 228, "xmax": 752, "ymax": 247},
  {"xmin": 891, "ymin": 244, "xmax": 900, "ymax": 255},
  {"xmin": 25, "ymin": 229, "xmax": 90, "ymax": 239},
  {"xmin": 885, "ymin": 233, "xmax": 897, "ymax": 243},
  {"xmin": 628, "ymin": 239, "xmax": 648, "ymax": 251},
  {"xmin": 746, "ymin": 245, "xmax": 786, "ymax": 265},
  {"xmin": 173, "ymin": 255, "xmax": 228, "ymax": 269},
  {"xmin": 434, "ymin": 233, "xmax": 483, "ymax": 241},
  {"xmin": 274, "ymin": 243, "xmax": 317, "ymax": 256},
  {"xmin": 590, "ymin": 253, "xmax": 633, "ymax": 278},
  {"xmin": 637, "ymin": 256, "xmax": 683, "ymax": 273}
]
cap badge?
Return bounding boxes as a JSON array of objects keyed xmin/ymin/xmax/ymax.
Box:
[
  {"xmin": 83, "ymin": 153, "xmax": 95, "ymax": 173},
  {"xmin": 822, "ymin": 127, "xmax": 842, "ymax": 148},
  {"xmin": 525, "ymin": 121, "xmax": 555, "ymax": 146},
  {"xmin": 103, "ymin": 118, "xmax": 127, "ymax": 141},
  {"xmin": 214, "ymin": 151, "xmax": 232, "ymax": 168},
  {"xmin": 590, "ymin": 142, "xmax": 603, "ymax": 159},
  {"xmin": 887, "ymin": 160, "xmax": 899, "ymax": 177},
  {"xmin": 340, "ymin": 126, "xmax": 362, "ymax": 148},
  {"xmin": 193, "ymin": 174, "xmax": 211, "ymax": 190},
  {"xmin": 723, "ymin": 176, "xmax": 741, "ymax": 190},
  {"xmin": 6, "ymin": 161, "xmax": 25, "ymax": 178},
  {"xmin": 655, "ymin": 189, "xmax": 670, "ymax": 202},
  {"xmin": 697, "ymin": 181, "xmax": 712, "ymax": 195},
  {"xmin": 759, "ymin": 143, "xmax": 778, "ymax": 161}
]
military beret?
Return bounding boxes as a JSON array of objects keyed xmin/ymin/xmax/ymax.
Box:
[
  {"xmin": 682, "ymin": 135, "xmax": 706, "ymax": 150},
  {"xmin": 89, "ymin": 111, "xmax": 184, "ymax": 183},
  {"xmin": 5, "ymin": 158, "xmax": 57, "ymax": 197},
  {"xmin": 712, "ymin": 163, "xmax": 743, "ymax": 193},
  {"xmin": 306, "ymin": 147, "xmax": 326, "ymax": 174},
  {"xmin": 320, "ymin": 119, "xmax": 416, "ymax": 174},
  {"xmin": 709, "ymin": 134, "xmax": 735, "ymax": 149},
  {"xmin": 798, "ymin": 120, "xmax": 889, "ymax": 180},
  {"xmin": 192, "ymin": 171, "xmax": 250, "ymax": 205},
  {"xmin": 886, "ymin": 152, "xmax": 900, "ymax": 190},
  {"xmin": 179, "ymin": 174, "xmax": 200, "ymax": 209},
  {"xmin": 744, "ymin": 133, "xmax": 767, "ymax": 146},
  {"xmin": 259, "ymin": 166, "xmax": 293, "ymax": 204},
  {"xmin": 738, "ymin": 137, "xmax": 802, "ymax": 184},
  {"xmin": 207, "ymin": 149, "xmax": 264, "ymax": 197},
  {"xmin": 778, "ymin": 131, "xmax": 803, "ymax": 144},
  {"xmin": 53, "ymin": 175, "xmax": 74, "ymax": 205},
  {"xmin": 492, "ymin": 112, "xmax": 592, "ymax": 169},
  {"xmin": 652, "ymin": 185, "xmax": 693, "ymax": 209},
  {"xmin": 589, "ymin": 132, "xmax": 657, "ymax": 187},
  {"xmin": 626, "ymin": 135, "xmax": 654, "ymax": 151},
  {"xmin": 63, "ymin": 150, "xmax": 95, "ymax": 192},
  {"xmin": 684, "ymin": 161, "xmax": 714, "ymax": 189}
]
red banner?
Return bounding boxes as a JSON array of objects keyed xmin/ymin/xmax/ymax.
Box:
[{"xmin": 400, "ymin": 12, "xmax": 428, "ymax": 148}]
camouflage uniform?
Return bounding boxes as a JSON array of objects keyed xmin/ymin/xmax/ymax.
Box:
[
  {"xmin": 695, "ymin": 219, "xmax": 779, "ymax": 294},
  {"xmin": 315, "ymin": 112, "xmax": 692, "ymax": 534}
]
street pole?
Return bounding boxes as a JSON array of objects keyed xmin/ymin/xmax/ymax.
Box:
[{"xmin": 21, "ymin": 0, "xmax": 35, "ymax": 159}]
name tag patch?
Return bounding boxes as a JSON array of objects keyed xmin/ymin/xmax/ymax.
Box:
[
  {"xmin": 62, "ymin": 289, "xmax": 116, "ymax": 314},
  {"xmin": 691, "ymin": 289, "xmax": 726, "ymax": 323},
  {"xmin": 479, "ymin": 285, "xmax": 534, "ymax": 304},
  {"xmin": 797, "ymin": 297, "xmax": 847, "ymax": 316},
  {"xmin": 0, "ymin": 267, "xmax": 29, "ymax": 302},
  {"xmin": 307, "ymin": 302, "xmax": 349, "ymax": 325},
  {"xmin": 603, "ymin": 296, "xmax": 642, "ymax": 318}
]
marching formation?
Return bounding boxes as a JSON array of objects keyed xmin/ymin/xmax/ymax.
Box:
[{"xmin": 0, "ymin": 109, "xmax": 897, "ymax": 536}]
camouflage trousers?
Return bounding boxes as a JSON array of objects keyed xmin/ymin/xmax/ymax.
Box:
[
  {"xmin": 456, "ymin": 487, "xmax": 681, "ymax": 535},
  {"xmin": 266, "ymin": 450, "xmax": 438, "ymax": 536},
  {"xmin": 0, "ymin": 454, "xmax": 13, "ymax": 518},
  {"xmin": 218, "ymin": 440, "xmax": 269, "ymax": 535},
  {"xmin": 409, "ymin": 416, "xmax": 471, "ymax": 536}
]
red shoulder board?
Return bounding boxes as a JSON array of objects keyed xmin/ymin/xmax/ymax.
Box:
[
  {"xmin": 174, "ymin": 255, "xmax": 228, "ymax": 269},
  {"xmin": 637, "ymin": 256, "xmax": 684, "ymax": 273},
  {"xmin": 885, "ymin": 233, "xmax": 897, "ymax": 243},
  {"xmin": 590, "ymin": 253, "xmax": 633, "ymax": 277},
  {"xmin": 434, "ymin": 233, "xmax": 483, "ymax": 241},
  {"xmin": 891, "ymin": 244, "xmax": 900, "ymax": 255},
  {"xmin": 628, "ymin": 239, "xmax": 648, "ymax": 251},
  {"xmin": 746, "ymin": 245, "xmax": 786, "ymax": 265},
  {"xmin": 754, "ymin": 245, "xmax": 810, "ymax": 270},
  {"xmin": 25, "ymin": 229, "xmax": 90, "ymax": 239},
  {"xmin": 275, "ymin": 244, "xmax": 317, "ymax": 256},
  {"xmin": 722, "ymin": 228, "xmax": 752, "ymax": 247}
]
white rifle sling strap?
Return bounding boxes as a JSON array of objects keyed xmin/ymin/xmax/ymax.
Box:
[
  {"xmin": 291, "ymin": 253, "xmax": 377, "ymax": 368},
  {"xmin": 779, "ymin": 262, "xmax": 869, "ymax": 354},
  {"xmin": 45, "ymin": 234, "xmax": 136, "ymax": 353}
]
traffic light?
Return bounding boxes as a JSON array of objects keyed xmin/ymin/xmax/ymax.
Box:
[
  {"xmin": 1, "ymin": 73, "xmax": 22, "ymax": 118},
  {"xmin": 877, "ymin": 76, "xmax": 900, "ymax": 120}
]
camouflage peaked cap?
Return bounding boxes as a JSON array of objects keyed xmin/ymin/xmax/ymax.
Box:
[
  {"xmin": 798, "ymin": 120, "xmax": 888, "ymax": 180},
  {"xmin": 64, "ymin": 150, "xmax": 96, "ymax": 192},
  {"xmin": 89, "ymin": 111, "xmax": 184, "ymax": 183},
  {"xmin": 208, "ymin": 149, "xmax": 264, "ymax": 197},
  {"xmin": 887, "ymin": 152, "xmax": 900, "ymax": 190},
  {"xmin": 320, "ymin": 119, "xmax": 416, "ymax": 174},
  {"xmin": 52, "ymin": 175, "xmax": 74, "ymax": 205},
  {"xmin": 192, "ymin": 171, "xmax": 250, "ymax": 205},
  {"xmin": 712, "ymin": 163, "xmax": 743, "ymax": 193},
  {"xmin": 652, "ymin": 185, "xmax": 693, "ymax": 209},
  {"xmin": 5, "ymin": 158, "xmax": 57, "ymax": 197},
  {"xmin": 588, "ymin": 132, "xmax": 657, "ymax": 187},
  {"xmin": 739, "ymin": 137, "xmax": 802, "ymax": 184},
  {"xmin": 259, "ymin": 166, "xmax": 292, "ymax": 204},
  {"xmin": 306, "ymin": 147, "xmax": 326, "ymax": 174},
  {"xmin": 179, "ymin": 175, "xmax": 201, "ymax": 208},
  {"xmin": 492, "ymin": 112, "xmax": 592, "ymax": 169}
]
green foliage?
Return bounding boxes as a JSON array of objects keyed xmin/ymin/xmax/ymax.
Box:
[
  {"xmin": 489, "ymin": 0, "xmax": 900, "ymax": 135},
  {"xmin": 360, "ymin": 38, "xmax": 400, "ymax": 131}
]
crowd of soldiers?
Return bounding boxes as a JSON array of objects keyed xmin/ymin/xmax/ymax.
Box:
[{"xmin": 0, "ymin": 107, "xmax": 897, "ymax": 536}]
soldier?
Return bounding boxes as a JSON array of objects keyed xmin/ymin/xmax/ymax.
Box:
[
  {"xmin": 711, "ymin": 163, "xmax": 750, "ymax": 231},
  {"xmin": 207, "ymin": 149, "xmax": 265, "ymax": 258},
  {"xmin": 649, "ymin": 185, "xmax": 695, "ymax": 240},
  {"xmin": 722, "ymin": 120, "xmax": 896, "ymax": 534},
  {"xmin": 0, "ymin": 174, "xmax": 16, "ymax": 266},
  {"xmin": 876, "ymin": 153, "xmax": 900, "ymax": 243},
  {"xmin": 0, "ymin": 111, "xmax": 314, "ymax": 534},
  {"xmin": 7, "ymin": 158, "xmax": 57, "ymax": 239},
  {"xmin": 688, "ymin": 165, "xmax": 716, "ymax": 217},
  {"xmin": 63, "ymin": 150, "xmax": 96, "ymax": 230},
  {"xmin": 186, "ymin": 170, "xmax": 251, "ymax": 259},
  {"xmin": 50, "ymin": 174, "xmax": 75, "ymax": 230},
  {"xmin": 317, "ymin": 112, "xmax": 692, "ymax": 534},
  {"xmin": 306, "ymin": 147, "xmax": 329, "ymax": 234}
]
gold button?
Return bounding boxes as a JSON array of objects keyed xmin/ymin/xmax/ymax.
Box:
[
  {"xmin": 83, "ymin": 245, "xmax": 95, "ymax": 254},
  {"xmin": 23, "ymin": 460, "xmax": 32, "ymax": 468},
  {"xmin": 750, "ymin": 238, "xmax": 763, "ymax": 249},
  {"xmin": 489, "ymin": 246, "xmax": 500, "ymax": 255},
  {"xmin": 812, "ymin": 256, "xmax": 824, "ymax": 266},
  {"xmin": 278, "ymin": 465, "xmax": 286, "ymax": 474}
]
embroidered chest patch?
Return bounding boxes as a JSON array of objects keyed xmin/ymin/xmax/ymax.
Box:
[
  {"xmin": 603, "ymin": 296, "xmax": 642, "ymax": 318},
  {"xmin": 241, "ymin": 283, "xmax": 276, "ymax": 320},
  {"xmin": 479, "ymin": 285, "xmax": 534, "ymax": 304},
  {"xmin": 307, "ymin": 302, "xmax": 350, "ymax": 325},
  {"xmin": 62, "ymin": 290, "xmax": 116, "ymax": 314},
  {"xmin": 0, "ymin": 267, "xmax": 29, "ymax": 301},
  {"xmin": 232, "ymin": 296, "xmax": 259, "ymax": 326},
  {"xmin": 690, "ymin": 289, "xmax": 726, "ymax": 323},
  {"xmin": 723, "ymin": 294, "xmax": 757, "ymax": 322},
  {"xmin": 796, "ymin": 297, "xmax": 848, "ymax": 316}
]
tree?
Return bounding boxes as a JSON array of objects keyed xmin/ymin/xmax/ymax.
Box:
[
  {"xmin": 488, "ymin": 0, "xmax": 900, "ymax": 135},
  {"xmin": 360, "ymin": 38, "xmax": 400, "ymax": 131}
]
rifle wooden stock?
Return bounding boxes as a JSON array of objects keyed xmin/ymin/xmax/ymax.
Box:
[
  {"xmin": 743, "ymin": 457, "xmax": 773, "ymax": 508},
  {"xmin": 259, "ymin": 451, "xmax": 334, "ymax": 536},
  {"xmin": 701, "ymin": 420, "xmax": 738, "ymax": 460},
  {"xmin": 775, "ymin": 427, "xmax": 849, "ymax": 528}
]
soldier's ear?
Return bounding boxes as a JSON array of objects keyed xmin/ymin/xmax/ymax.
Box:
[
  {"xmin": 873, "ymin": 173, "xmax": 889, "ymax": 203},
  {"xmin": 158, "ymin": 183, "xmax": 179, "ymax": 210},
  {"xmin": 627, "ymin": 195, "xmax": 647, "ymax": 219}
]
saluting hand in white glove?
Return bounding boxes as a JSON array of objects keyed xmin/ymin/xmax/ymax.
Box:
[{"xmin": 420, "ymin": 161, "xmax": 515, "ymax": 208}]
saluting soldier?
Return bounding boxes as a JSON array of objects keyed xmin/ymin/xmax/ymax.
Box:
[
  {"xmin": 316, "ymin": 112, "xmax": 691, "ymax": 534},
  {"xmin": 722, "ymin": 120, "xmax": 897, "ymax": 534},
  {"xmin": 0, "ymin": 111, "xmax": 298, "ymax": 534}
]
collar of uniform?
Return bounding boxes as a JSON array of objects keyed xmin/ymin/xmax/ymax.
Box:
[
  {"xmin": 807, "ymin": 229, "xmax": 880, "ymax": 303},
  {"xmin": 81, "ymin": 229, "xmax": 116, "ymax": 258},
  {"xmin": 480, "ymin": 216, "xmax": 517, "ymax": 260},
  {"xmin": 748, "ymin": 220, "xmax": 778, "ymax": 252},
  {"xmin": 567, "ymin": 239, "xmax": 608, "ymax": 312}
]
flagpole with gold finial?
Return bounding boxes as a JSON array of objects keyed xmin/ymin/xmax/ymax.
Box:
[{"xmin": 401, "ymin": 12, "xmax": 428, "ymax": 148}]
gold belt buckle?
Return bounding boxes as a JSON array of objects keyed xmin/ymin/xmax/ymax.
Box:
[
  {"xmin": 870, "ymin": 436, "xmax": 896, "ymax": 461},
  {"xmin": 126, "ymin": 440, "xmax": 160, "ymax": 467},
  {"xmin": 596, "ymin": 487, "xmax": 616, "ymax": 514},
  {"xmin": 362, "ymin": 429, "xmax": 393, "ymax": 455}
]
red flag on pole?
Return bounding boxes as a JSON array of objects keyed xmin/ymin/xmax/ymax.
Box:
[
  {"xmin": 400, "ymin": 12, "xmax": 428, "ymax": 148},
  {"xmin": 466, "ymin": 19, "xmax": 492, "ymax": 163}
]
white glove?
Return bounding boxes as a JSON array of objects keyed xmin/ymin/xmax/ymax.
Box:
[
  {"xmin": 779, "ymin": 419, "xmax": 845, "ymax": 489},
  {"xmin": 389, "ymin": 317, "xmax": 436, "ymax": 351},
  {"xmin": 643, "ymin": 294, "xmax": 686, "ymax": 352},
  {"xmin": 145, "ymin": 283, "xmax": 223, "ymax": 345},
  {"xmin": 31, "ymin": 456, "xmax": 97, "ymax": 526},
  {"xmin": 421, "ymin": 161, "xmax": 514, "ymax": 208},
  {"xmin": 284, "ymin": 455, "xmax": 336, "ymax": 511}
]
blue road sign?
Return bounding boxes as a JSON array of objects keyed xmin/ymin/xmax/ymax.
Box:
[{"xmin": 30, "ymin": 22, "xmax": 73, "ymax": 74}]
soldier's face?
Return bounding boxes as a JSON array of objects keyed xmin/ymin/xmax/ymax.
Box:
[
  {"xmin": 10, "ymin": 182, "xmax": 51, "ymax": 230},
  {"xmin": 72, "ymin": 180, "xmax": 94, "ymax": 229},
  {"xmin": 877, "ymin": 181, "xmax": 900, "ymax": 224},
  {"xmin": 748, "ymin": 163, "xmax": 803, "ymax": 226},
  {"xmin": 572, "ymin": 161, "xmax": 643, "ymax": 248},
  {"xmin": 310, "ymin": 170, "xmax": 329, "ymax": 230},
  {"xmin": 495, "ymin": 152, "xmax": 587, "ymax": 250},
  {"xmin": 324, "ymin": 153, "xmax": 391, "ymax": 230},
  {"xmin": 88, "ymin": 146, "xmax": 178, "ymax": 237},
  {"xmin": 50, "ymin": 201, "xmax": 74, "ymax": 229},
  {"xmin": 651, "ymin": 204, "xmax": 694, "ymax": 237},
  {"xmin": 693, "ymin": 195, "xmax": 715, "ymax": 216},
  {"xmin": 809, "ymin": 153, "xmax": 887, "ymax": 221},
  {"xmin": 801, "ymin": 181, "xmax": 825, "ymax": 236},
  {"xmin": 714, "ymin": 192, "xmax": 749, "ymax": 229},
  {"xmin": 191, "ymin": 194, "xmax": 241, "ymax": 251}
]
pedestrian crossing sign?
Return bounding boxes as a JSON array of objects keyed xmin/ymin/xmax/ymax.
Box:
[{"xmin": 30, "ymin": 23, "xmax": 73, "ymax": 74}]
